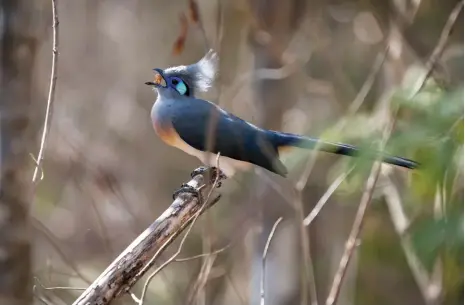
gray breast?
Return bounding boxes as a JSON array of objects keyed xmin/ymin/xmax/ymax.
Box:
[{"xmin": 151, "ymin": 96, "xmax": 175, "ymax": 128}]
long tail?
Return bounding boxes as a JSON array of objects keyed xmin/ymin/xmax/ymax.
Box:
[{"xmin": 270, "ymin": 131, "xmax": 419, "ymax": 170}]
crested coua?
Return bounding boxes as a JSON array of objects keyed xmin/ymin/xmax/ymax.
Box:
[{"xmin": 145, "ymin": 50, "xmax": 418, "ymax": 198}]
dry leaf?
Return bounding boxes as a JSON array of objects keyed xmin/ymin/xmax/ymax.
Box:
[
  {"xmin": 172, "ymin": 13, "xmax": 189, "ymax": 55},
  {"xmin": 188, "ymin": 0, "xmax": 200, "ymax": 24}
]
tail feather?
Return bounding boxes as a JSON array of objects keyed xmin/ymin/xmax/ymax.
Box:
[{"xmin": 270, "ymin": 131, "xmax": 419, "ymax": 170}]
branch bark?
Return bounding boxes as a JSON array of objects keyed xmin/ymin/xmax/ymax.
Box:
[{"xmin": 72, "ymin": 172, "xmax": 223, "ymax": 305}]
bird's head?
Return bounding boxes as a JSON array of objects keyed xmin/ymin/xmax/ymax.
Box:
[{"xmin": 145, "ymin": 49, "xmax": 218, "ymax": 98}]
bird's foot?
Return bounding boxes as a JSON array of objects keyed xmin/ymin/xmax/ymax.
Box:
[
  {"xmin": 209, "ymin": 167, "xmax": 227, "ymax": 185},
  {"xmin": 190, "ymin": 166, "xmax": 209, "ymax": 178},
  {"xmin": 190, "ymin": 166, "xmax": 227, "ymax": 187},
  {"xmin": 172, "ymin": 183, "xmax": 200, "ymax": 200}
]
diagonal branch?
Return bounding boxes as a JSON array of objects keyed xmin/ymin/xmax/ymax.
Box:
[
  {"xmin": 325, "ymin": 112, "xmax": 398, "ymax": 305},
  {"xmin": 72, "ymin": 170, "xmax": 224, "ymax": 305},
  {"xmin": 411, "ymin": 0, "xmax": 463, "ymax": 94}
]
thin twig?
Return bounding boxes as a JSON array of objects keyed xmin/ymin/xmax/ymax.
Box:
[
  {"xmin": 32, "ymin": 0, "xmax": 59, "ymax": 183},
  {"xmin": 260, "ymin": 217, "xmax": 283, "ymax": 305},
  {"xmin": 382, "ymin": 176, "xmax": 438, "ymax": 304},
  {"xmin": 411, "ymin": 0, "xmax": 463, "ymax": 94},
  {"xmin": 175, "ymin": 243, "xmax": 231, "ymax": 262},
  {"xmin": 346, "ymin": 48, "xmax": 389, "ymax": 115},
  {"xmin": 303, "ymin": 167, "xmax": 355, "ymax": 227},
  {"xmin": 33, "ymin": 285, "xmax": 52, "ymax": 305},
  {"xmin": 34, "ymin": 277, "xmax": 86, "ymax": 291},
  {"xmin": 136, "ymin": 154, "xmax": 223, "ymax": 305},
  {"xmin": 186, "ymin": 253, "xmax": 217, "ymax": 304},
  {"xmin": 294, "ymin": 189, "xmax": 319, "ymax": 305}
]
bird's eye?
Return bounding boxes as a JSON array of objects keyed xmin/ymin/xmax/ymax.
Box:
[{"xmin": 170, "ymin": 77, "xmax": 189, "ymax": 96}]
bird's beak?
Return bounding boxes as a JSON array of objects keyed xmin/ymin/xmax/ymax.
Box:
[{"xmin": 145, "ymin": 68, "xmax": 167, "ymax": 88}]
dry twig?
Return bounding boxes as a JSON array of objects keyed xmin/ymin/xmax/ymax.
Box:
[
  {"xmin": 260, "ymin": 217, "xmax": 283, "ymax": 305},
  {"xmin": 382, "ymin": 177, "xmax": 439, "ymax": 304},
  {"xmin": 293, "ymin": 185, "xmax": 319, "ymax": 305},
  {"xmin": 412, "ymin": 0, "xmax": 464, "ymax": 94},
  {"xmin": 34, "ymin": 277, "xmax": 86, "ymax": 291},
  {"xmin": 303, "ymin": 168, "xmax": 354, "ymax": 227},
  {"xmin": 175, "ymin": 243, "xmax": 231, "ymax": 262},
  {"xmin": 32, "ymin": 0, "xmax": 59, "ymax": 183}
]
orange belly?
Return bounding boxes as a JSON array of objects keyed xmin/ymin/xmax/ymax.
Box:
[{"xmin": 153, "ymin": 122, "xmax": 179, "ymax": 147}]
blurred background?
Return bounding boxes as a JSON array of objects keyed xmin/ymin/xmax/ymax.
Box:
[{"xmin": 1, "ymin": 0, "xmax": 463, "ymax": 304}]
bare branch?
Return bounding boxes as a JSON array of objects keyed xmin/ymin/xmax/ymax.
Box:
[
  {"xmin": 260, "ymin": 217, "xmax": 283, "ymax": 305},
  {"xmin": 411, "ymin": 0, "xmax": 463, "ymax": 95},
  {"xmin": 32, "ymin": 0, "xmax": 59, "ymax": 183},
  {"xmin": 72, "ymin": 166, "xmax": 225, "ymax": 305},
  {"xmin": 346, "ymin": 48, "xmax": 389, "ymax": 115}
]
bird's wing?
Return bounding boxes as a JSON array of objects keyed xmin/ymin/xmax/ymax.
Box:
[{"xmin": 170, "ymin": 99, "xmax": 287, "ymax": 175}]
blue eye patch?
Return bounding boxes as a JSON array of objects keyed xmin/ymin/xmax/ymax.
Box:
[
  {"xmin": 170, "ymin": 77, "xmax": 189, "ymax": 96},
  {"xmin": 175, "ymin": 81, "xmax": 187, "ymax": 95}
]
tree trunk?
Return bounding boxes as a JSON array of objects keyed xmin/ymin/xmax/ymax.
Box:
[{"xmin": 0, "ymin": 1, "xmax": 43, "ymax": 304}]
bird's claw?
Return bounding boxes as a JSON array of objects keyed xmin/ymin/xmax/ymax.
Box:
[
  {"xmin": 190, "ymin": 166, "xmax": 227, "ymax": 186},
  {"xmin": 190, "ymin": 166, "xmax": 209, "ymax": 178},
  {"xmin": 172, "ymin": 183, "xmax": 200, "ymax": 200}
]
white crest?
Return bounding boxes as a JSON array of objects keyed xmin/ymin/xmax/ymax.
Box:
[{"xmin": 193, "ymin": 49, "xmax": 218, "ymax": 92}]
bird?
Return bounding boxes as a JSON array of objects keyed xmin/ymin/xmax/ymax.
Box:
[{"xmin": 145, "ymin": 50, "xmax": 418, "ymax": 199}]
